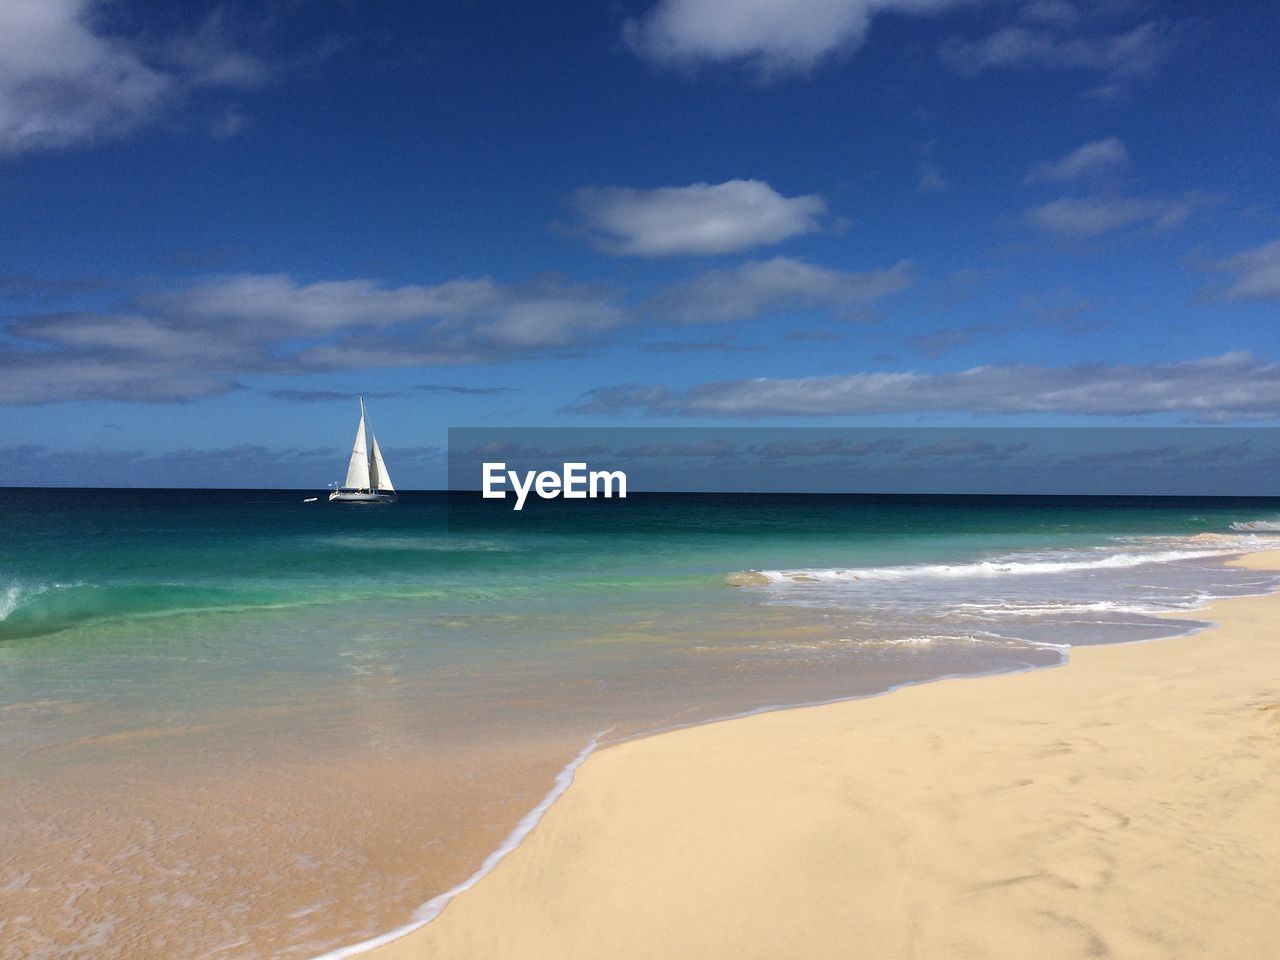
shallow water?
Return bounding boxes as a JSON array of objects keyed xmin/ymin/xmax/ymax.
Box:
[{"xmin": 2, "ymin": 489, "xmax": 1278, "ymax": 958}]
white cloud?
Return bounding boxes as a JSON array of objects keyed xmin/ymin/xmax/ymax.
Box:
[
  {"xmin": 1, "ymin": 273, "xmax": 627, "ymax": 403},
  {"xmin": 568, "ymin": 180, "xmax": 827, "ymax": 256},
  {"xmin": 1204, "ymin": 240, "xmax": 1280, "ymax": 302},
  {"xmin": 2, "ymin": 258, "xmax": 915, "ymax": 402},
  {"xmin": 1024, "ymin": 136, "xmax": 1127, "ymax": 184},
  {"xmin": 157, "ymin": 273, "xmax": 628, "ymax": 361},
  {"xmin": 647, "ymin": 256, "xmax": 912, "ymax": 323},
  {"xmin": 624, "ymin": 0, "xmax": 966, "ymax": 77},
  {"xmin": 0, "ymin": 0, "xmax": 171, "ymax": 154},
  {"xmin": 161, "ymin": 8, "xmax": 271, "ymax": 90},
  {"xmin": 940, "ymin": 18, "xmax": 1179, "ymax": 97},
  {"xmin": 1025, "ymin": 194, "xmax": 1196, "ymax": 238},
  {"xmin": 148, "ymin": 274, "xmax": 494, "ymax": 332},
  {"xmin": 0, "ymin": 0, "xmax": 269, "ymax": 156},
  {"xmin": 566, "ymin": 354, "xmax": 1280, "ymax": 423}
]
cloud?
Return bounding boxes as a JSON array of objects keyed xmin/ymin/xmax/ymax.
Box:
[
  {"xmin": 1024, "ymin": 136, "xmax": 1127, "ymax": 184},
  {"xmin": 564, "ymin": 353, "xmax": 1280, "ymax": 423},
  {"xmin": 646, "ymin": 256, "xmax": 913, "ymax": 323},
  {"xmin": 158, "ymin": 7, "xmax": 272, "ymax": 90},
  {"xmin": 1, "ymin": 273, "xmax": 626, "ymax": 403},
  {"xmin": 567, "ymin": 180, "xmax": 827, "ymax": 256},
  {"xmin": 270, "ymin": 389, "xmax": 403, "ymax": 403},
  {"xmin": 906, "ymin": 324, "xmax": 999, "ymax": 356},
  {"xmin": 0, "ymin": 0, "xmax": 271, "ymax": 156},
  {"xmin": 210, "ymin": 106, "xmax": 249, "ymax": 139},
  {"xmin": 623, "ymin": 0, "xmax": 966, "ymax": 77},
  {"xmin": 1018, "ymin": 0, "xmax": 1079, "ymax": 27},
  {"xmin": 415, "ymin": 384, "xmax": 518, "ymax": 396},
  {"xmin": 1, "ymin": 255, "xmax": 915, "ymax": 404},
  {"xmin": 1063, "ymin": 444, "xmax": 1180, "ymax": 466},
  {"xmin": 902, "ymin": 438, "xmax": 1029, "ymax": 460},
  {"xmin": 153, "ymin": 272, "xmax": 627, "ymax": 358},
  {"xmin": 783, "ymin": 329, "xmax": 843, "ymax": 343},
  {"xmin": 940, "ymin": 17, "xmax": 1181, "ymax": 97},
  {"xmin": 917, "ymin": 140, "xmax": 948, "ymax": 193},
  {"xmin": 1201, "ymin": 240, "xmax": 1280, "ymax": 302},
  {"xmin": 645, "ymin": 336, "xmax": 759, "ymax": 353},
  {"xmin": 0, "ymin": 0, "xmax": 170, "ymax": 155},
  {"xmin": 1025, "ymin": 194, "xmax": 1198, "ymax": 239},
  {"xmin": 1018, "ymin": 288, "xmax": 1095, "ymax": 332},
  {"xmin": 0, "ymin": 442, "xmax": 445, "ymax": 488}
]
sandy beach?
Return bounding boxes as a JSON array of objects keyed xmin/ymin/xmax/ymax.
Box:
[{"xmin": 359, "ymin": 550, "xmax": 1280, "ymax": 960}]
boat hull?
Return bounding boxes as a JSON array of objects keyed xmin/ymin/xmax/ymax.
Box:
[{"xmin": 328, "ymin": 489, "xmax": 396, "ymax": 503}]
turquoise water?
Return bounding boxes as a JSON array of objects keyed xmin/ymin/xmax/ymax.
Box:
[
  {"xmin": 4, "ymin": 488, "xmax": 1280, "ymax": 740},
  {"xmin": 5, "ymin": 488, "xmax": 1279, "ymax": 639},
  {"xmin": 3, "ymin": 488, "xmax": 1280, "ymax": 959}
]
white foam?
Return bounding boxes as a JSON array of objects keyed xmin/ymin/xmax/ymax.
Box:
[
  {"xmin": 0, "ymin": 584, "xmax": 22, "ymax": 621},
  {"xmin": 0, "ymin": 581, "xmax": 50, "ymax": 622},
  {"xmin": 1230, "ymin": 520, "xmax": 1280, "ymax": 532},
  {"xmin": 753, "ymin": 547, "xmax": 1239, "ymax": 585},
  {"xmin": 953, "ymin": 599, "xmax": 1179, "ymax": 616},
  {"xmin": 883, "ymin": 633, "xmax": 993, "ymax": 646},
  {"xmin": 307, "ymin": 731, "xmax": 606, "ymax": 960}
]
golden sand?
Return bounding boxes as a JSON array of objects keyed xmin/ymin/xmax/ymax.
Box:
[{"xmin": 362, "ymin": 551, "xmax": 1280, "ymax": 960}]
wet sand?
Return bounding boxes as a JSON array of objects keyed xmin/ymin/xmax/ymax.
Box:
[
  {"xmin": 360, "ymin": 551, "xmax": 1280, "ymax": 960},
  {"xmin": 0, "ymin": 737, "xmax": 578, "ymax": 960},
  {"xmin": 3, "ymin": 613, "xmax": 1044, "ymax": 959}
]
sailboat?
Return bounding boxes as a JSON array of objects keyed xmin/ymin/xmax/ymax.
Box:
[{"xmin": 329, "ymin": 397, "xmax": 397, "ymax": 502}]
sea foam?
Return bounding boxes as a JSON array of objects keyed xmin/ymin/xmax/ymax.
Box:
[
  {"xmin": 749, "ymin": 546, "xmax": 1244, "ymax": 584},
  {"xmin": 1230, "ymin": 519, "xmax": 1280, "ymax": 532}
]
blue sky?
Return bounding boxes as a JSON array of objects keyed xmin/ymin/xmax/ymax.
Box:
[{"xmin": 1, "ymin": 0, "xmax": 1278, "ymax": 487}]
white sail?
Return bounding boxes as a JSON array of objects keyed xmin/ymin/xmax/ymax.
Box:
[
  {"xmin": 370, "ymin": 434, "xmax": 394, "ymax": 491},
  {"xmin": 344, "ymin": 412, "xmax": 371, "ymax": 490},
  {"xmin": 330, "ymin": 397, "xmax": 396, "ymax": 501}
]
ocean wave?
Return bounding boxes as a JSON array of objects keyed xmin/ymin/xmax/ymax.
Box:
[
  {"xmin": 0, "ymin": 581, "xmax": 325, "ymax": 642},
  {"xmin": 1230, "ymin": 520, "xmax": 1280, "ymax": 532},
  {"xmin": 1, "ymin": 581, "xmax": 52, "ymax": 623},
  {"xmin": 881, "ymin": 633, "xmax": 994, "ymax": 646},
  {"xmin": 0, "ymin": 577, "xmax": 485, "ymax": 642},
  {"xmin": 723, "ymin": 536, "xmax": 1280, "ymax": 657},
  {"xmin": 0, "ymin": 584, "xmax": 21, "ymax": 621},
  {"xmin": 952, "ymin": 599, "xmax": 1198, "ymax": 616},
  {"xmin": 742, "ymin": 547, "xmax": 1240, "ymax": 585}
]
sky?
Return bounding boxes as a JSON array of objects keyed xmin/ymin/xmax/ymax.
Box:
[{"xmin": 1, "ymin": 0, "xmax": 1278, "ymax": 488}]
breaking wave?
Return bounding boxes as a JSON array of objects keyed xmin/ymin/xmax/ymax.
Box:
[
  {"xmin": 728, "ymin": 534, "xmax": 1280, "ymax": 651},
  {"xmin": 1230, "ymin": 519, "xmax": 1280, "ymax": 532},
  {"xmin": 1, "ymin": 581, "xmax": 55, "ymax": 626},
  {"xmin": 745, "ymin": 546, "xmax": 1243, "ymax": 585}
]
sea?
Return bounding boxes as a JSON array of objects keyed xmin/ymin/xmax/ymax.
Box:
[{"xmin": 3, "ymin": 488, "xmax": 1279, "ymax": 959}]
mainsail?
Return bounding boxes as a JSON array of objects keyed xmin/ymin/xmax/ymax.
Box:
[
  {"xmin": 370, "ymin": 434, "xmax": 394, "ymax": 492},
  {"xmin": 343, "ymin": 407, "xmax": 371, "ymax": 489}
]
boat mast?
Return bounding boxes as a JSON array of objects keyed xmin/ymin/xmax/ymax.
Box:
[{"xmin": 360, "ymin": 396, "xmax": 370, "ymax": 492}]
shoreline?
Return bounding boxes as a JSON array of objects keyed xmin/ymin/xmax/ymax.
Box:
[{"xmin": 341, "ymin": 548, "xmax": 1280, "ymax": 960}]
